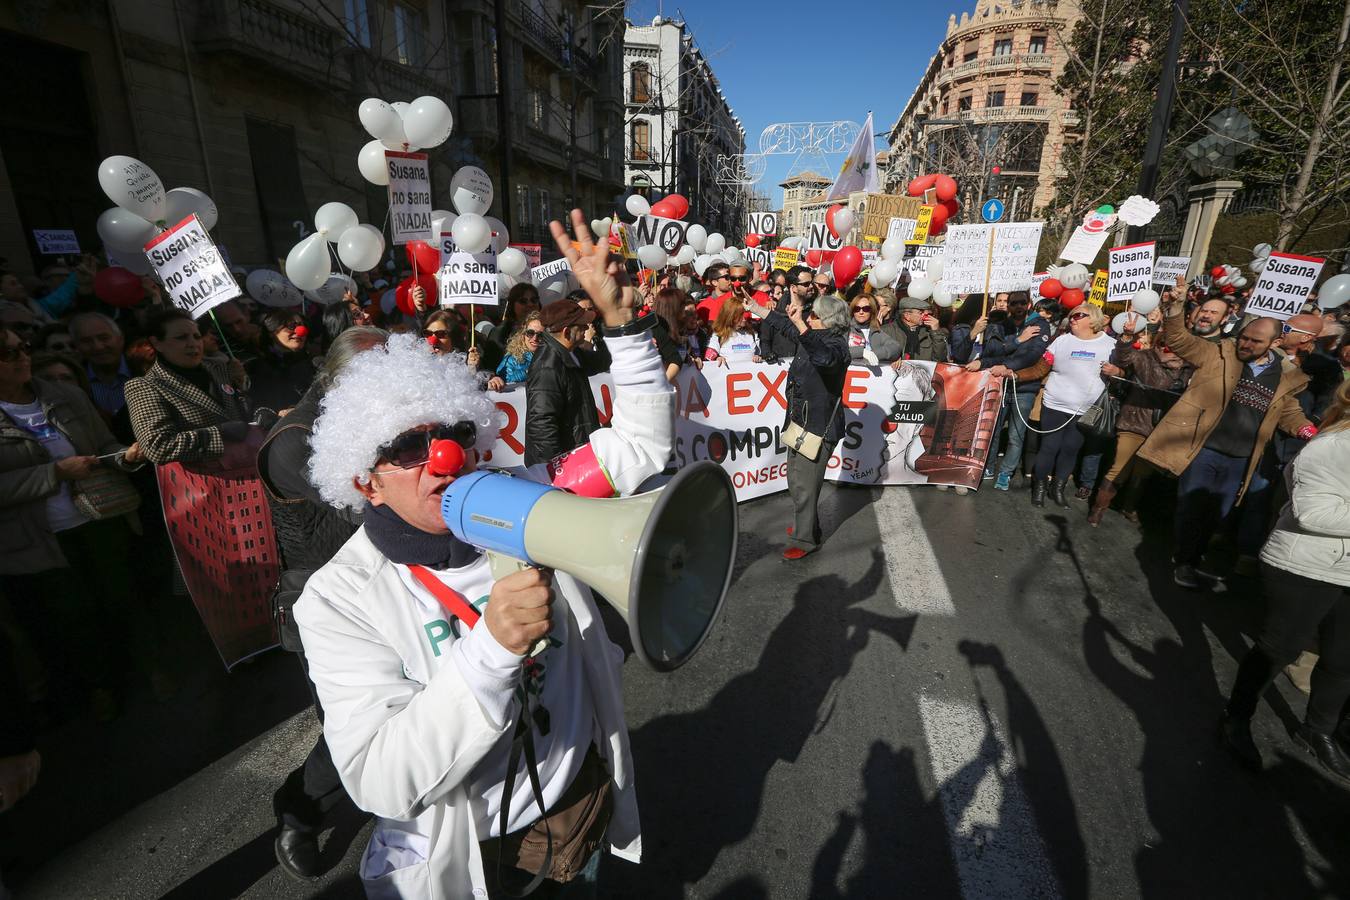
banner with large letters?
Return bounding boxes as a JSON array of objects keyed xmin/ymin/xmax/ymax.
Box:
[{"xmin": 482, "ymin": 362, "xmax": 1003, "ymax": 502}]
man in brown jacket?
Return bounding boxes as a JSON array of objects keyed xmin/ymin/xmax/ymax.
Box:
[{"xmin": 1138, "ymin": 285, "xmax": 1317, "ymax": 589}]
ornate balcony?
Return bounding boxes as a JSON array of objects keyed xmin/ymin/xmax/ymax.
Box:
[
  {"xmin": 937, "ymin": 52, "xmax": 1054, "ymax": 85},
  {"xmin": 511, "ymin": 0, "xmax": 600, "ymax": 82},
  {"xmin": 195, "ymin": 0, "xmax": 349, "ymax": 90}
]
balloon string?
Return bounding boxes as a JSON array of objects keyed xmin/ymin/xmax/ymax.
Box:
[{"xmin": 208, "ymin": 309, "xmax": 235, "ymax": 358}]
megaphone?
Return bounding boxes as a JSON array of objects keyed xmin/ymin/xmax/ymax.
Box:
[{"xmin": 440, "ymin": 461, "xmax": 737, "ymax": 671}]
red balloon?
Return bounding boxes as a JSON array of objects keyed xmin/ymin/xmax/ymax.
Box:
[
  {"xmin": 832, "ymin": 246, "xmax": 864, "ymax": 287},
  {"xmin": 405, "ymin": 240, "xmax": 440, "ymax": 275},
  {"xmin": 1210, "ymin": 265, "xmax": 1226, "ymax": 277},
  {"xmin": 664, "ymin": 194, "xmax": 690, "ymax": 219},
  {"xmin": 805, "ymin": 249, "xmax": 823, "ymax": 268},
  {"xmin": 1060, "ymin": 288, "xmax": 1086, "ymax": 309},
  {"xmin": 94, "ymin": 267, "xmax": 143, "ymax": 308},
  {"xmin": 745, "ymin": 234, "xmax": 761, "ymax": 248},
  {"xmin": 820, "ymin": 250, "xmax": 837, "ymax": 264},
  {"xmin": 1038, "ymin": 277, "xmax": 1065, "ymax": 299},
  {"xmin": 907, "ymin": 174, "xmax": 937, "ymax": 197},
  {"xmin": 395, "ymin": 273, "xmax": 437, "ymax": 316},
  {"xmin": 649, "ymin": 199, "xmax": 677, "ymax": 218},
  {"xmin": 926, "ymin": 204, "xmax": 950, "ymax": 236},
  {"xmin": 941, "ymin": 198, "xmax": 960, "ymax": 220},
  {"xmin": 1220, "ymin": 283, "xmax": 1235, "ymax": 294},
  {"xmin": 825, "ymin": 204, "xmax": 845, "ymax": 238},
  {"xmin": 934, "ymin": 174, "xmax": 958, "ymax": 202}
]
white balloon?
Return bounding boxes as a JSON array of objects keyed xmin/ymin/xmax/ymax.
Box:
[
  {"xmin": 626, "ymin": 195, "xmax": 650, "ymax": 217},
  {"xmin": 1111, "ymin": 312, "xmax": 1136, "ymax": 334},
  {"xmin": 359, "ymin": 98, "xmax": 404, "ymax": 143},
  {"xmin": 358, "ymin": 140, "xmax": 390, "ymax": 186},
  {"xmin": 164, "ymin": 187, "xmax": 218, "ymax": 231},
  {"xmin": 719, "ymin": 248, "xmax": 739, "ymax": 265},
  {"xmin": 872, "ymin": 259, "xmax": 899, "ymax": 286},
  {"xmin": 830, "ymin": 207, "xmax": 855, "ymax": 237},
  {"xmin": 867, "ymin": 270, "xmax": 883, "ymax": 289},
  {"xmin": 684, "ymin": 224, "xmax": 708, "ymax": 252},
  {"xmin": 451, "ymin": 213, "xmax": 491, "ymax": 253},
  {"xmin": 926, "ymin": 258, "xmax": 945, "ymax": 281},
  {"xmin": 1058, "ymin": 263, "xmax": 1091, "ymax": 289},
  {"xmin": 247, "ymin": 269, "xmax": 303, "ymax": 308},
  {"xmin": 638, "ymin": 245, "xmax": 668, "ymax": 269},
  {"xmin": 96, "ymin": 207, "xmax": 157, "ymax": 253},
  {"xmin": 693, "ymin": 254, "xmax": 714, "ymax": 278},
  {"xmin": 285, "ymin": 233, "xmax": 332, "ymax": 290},
  {"xmin": 485, "ymin": 216, "xmax": 510, "ymax": 254},
  {"xmin": 1217, "ymin": 274, "xmax": 1232, "ymax": 286},
  {"xmin": 881, "ymin": 236, "xmax": 905, "ymax": 260},
  {"xmin": 450, "ymin": 166, "xmax": 494, "ymax": 216},
  {"xmin": 306, "ymin": 274, "xmax": 357, "ymax": 306},
  {"xmin": 1130, "ymin": 288, "xmax": 1161, "ymax": 314},
  {"xmin": 1318, "ymin": 273, "xmax": 1350, "ymax": 309},
  {"xmin": 430, "ymin": 209, "xmax": 456, "ymax": 242},
  {"xmin": 1252, "ymin": 242, "xmax": 1273, "ymax": 259},
  {"xmin": 932, "ymin": 284, "xmax": 954, "ymax": 307},
  {"xmin": 498, "ymin": 247, "xmax": 528, "ymax": 277},
  {"xmin": 907, "ymin": 276, "xmax": 934, "ymax": 301},
  {"xmin": 98, "ymin": 155, "xmax": 165, "ymax": 223},
  {"xmin": 1233, "ymin": 276, "xmax": 1248, "ymax": 289},
  {"xmin": 337, "ymin": 224, "xmax": 385, "ymax": 272},
  {"xmin": 1250, "ymin": 256, "xmax": 1269, "ymax": 273},
  {"xmin": 391, "ymin": 101, "xmax": 411, "ymax": 118},
  {"xmin": 403, "ymin": 95, "xmax": 454, "ymax": 149},
  {"xmin": 674, "ymin": 244, "xmax": 697, "ymax": 266},
  {"xmin": 780, "ymin": 236, "xmax": 802, "ymax": 250},
  {"xmin": 497, "ymin": 272, "xmax": 521, "ymax": 296},
  {"xmin": 314, "ymin": 201, "xmax": 359, "ymax": 241},
  {"xmin": 590, "ymin": 219, "xmax": 605, "ymax": 239},
  {"xmin": 705, "ymin": 233, "xmax": 726, "ymax": 254}
]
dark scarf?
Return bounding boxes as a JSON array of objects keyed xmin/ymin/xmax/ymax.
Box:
[
  {"xmin": 362, "ymin": 500, "xmax": 481, "ymax": 569},
  {"xmin": 160, "ymin": 357, "xmax": 214, "ymax": 395}
]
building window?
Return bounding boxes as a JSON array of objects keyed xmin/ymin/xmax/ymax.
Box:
[
  {"xmin": 1020, "ymin": 91, "xmax": 1039, "ymax": 107},
  {"xmin": 1029, "ymin": 34, "xmax": 1047, "ymax": 54},
  {"xmin": 344, "ymin": 0, "xmax": 372, "ymax": 47},
  {"xmin": 993, "ymin": 38, "xmax": 1012, "ymax": 57},
  {"xmin": 393, "ymin": 2, "xmax": 426, "ymax": 66},
  {"xmin": 987, "ymin": 89, "xmax": 1005, "ymax": 108},
  {"xmin": 538, "ymin": 189, "xmax": 551, "ymax": 226},
  {"xmin": 963, "ymin": 49, "xmax": 978, "ymax": 63},
  {"xmin": 631, "ymin": 120, "xmax": 651, "ymax": 161},
  {"xmin": 631, "ymin": 62, "xmax": 651, "ymax": 103},
  {"xmin": 957, "ymin": 94, "xmax": 972, "ymax": 111},
  {"xmin": 516, "ymin": 185, "xmax": 532, "ymax": 227}
]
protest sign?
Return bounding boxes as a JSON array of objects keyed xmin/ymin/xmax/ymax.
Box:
[
  {"xmin": 886, "ymin": 217, "xmax": 917, "ymax": 244},
  {"xmin": 774, "ymin": 246, "xmax": 800, "ymax": 271},
  {"xmin": 633, "ymin": 215, "xmax": 688, "ymax": 254},
  {"xmin": 438, "ymin": 234, "xmax": 498, "ymax": 307},
  {"xmin": 1087, "ymin": 268, "xmax": 1109, "ymax": 307},
  {"xmin": 807, "ymin": 221, "xmax": 843, "ymax": 252},
  {"xmin": 1152, "ymin": 255, "xmax": 1190, "ymax": 285},
  {"xmin": 33, "ymin": 228, "xmax": 80, "ymax": 255},
  {"xmin": 483, "ymin": 361, "xmax": 1003, "ymax": 501},
  {"xmin": 940, "ymin": 222, "xmax": 1043, "ymax": 294},
  {"xmin": 1031, "ymin": 271, "xmax": 1049, "ymax": 298},
  {"xmin": 511, "ymin": 243, "xmax": 543, "ymax": 270},
  {"xmin": 903, "ymin": 244, "xmax": 944, "ymax": 280},
  {"xmin": 861, "ymin": 193, "xmax": 924, "ymax": 243},
  {"xmin": 746, "ymin": 246, "xmax": 772, "ymax": 272},
  {"xmin": 1060, "ymin": 225, "xmax": 1110, "ymax": 265},
  {"xmin": 1107, "ymin": 241, "xmax": 1155, "ymax": 303},
  {"xmin": 861, "ymin": 249, "xmax": 879, "ymax": 269},
  {"xmin": 385, "ymin": 151, "xmax": 432, "ymax": 245},
  {"xmin": 748, "ymin": 212, "xmax": 778, "ymax": 236},
  {"xmin": 143, "ymin": 214, "xmax": 240, "ymax": 318},
  {"xmin": 531, "ymin": 256, "xmax": 575, "ymax": 299},
  {"xmin": 910, "ymin": 206, "xmax": 933, "ymax": 244},
  {"xmin": 1246, "ymin": 251, "xmax": 1324, "ymax": 320}
]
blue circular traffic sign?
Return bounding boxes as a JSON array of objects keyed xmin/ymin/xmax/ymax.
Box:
[{"xmin": 981, "ymin": 198, "xmax": 1005, "ymax": 223}]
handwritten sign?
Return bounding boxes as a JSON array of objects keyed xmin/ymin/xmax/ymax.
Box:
[
  {"xmin": 748, "ymin": 212, "xmax": 778, "ymax": 236},
  {"xmin": 143, "ymin": 215, "xmax": 240, "ymax": 318},
  {"xmin": 33, "ymin": 228, "xmax": 80, "ymax": 255},
  {"xmin": 1087, "ymin": 268, "xmax": 1109, "ymax": 307},
  {"xmin": 385, "ymin": 151, "xmax": 432, "ymax": 245},
  {"xmin": 1059, "ymin": 225, "xmax": 1110, "ymax": 265},
  {"xmin": 1152, "ymin": 255, "xmax": 1190, "ymax": 285},
  {"xmin": 774, "ymin": 247, "xmax": 800, "ymax": 272},
  {"xmin": 438, "ymin": 234, "xmax": 498, "ymax": 307},
  {"xmin": 886, "ymin": 217, "xmax": 917, "ymax": 244},
  {"xmin": 860, "ymin": 193, "xmax": 924, "ymax": 243},
  {"xmin": 939, "ymin": 222, "xmax": 1043, "ymax": 294},
  {"xmin": 1246, "ymin": 251, "xmax": 1324, "ymax": 321},
  {"xmin": 1107, "ymin": 241, "xmax": 1155, "ymax": 303},
  {"xmin": 510, "ymin": 243, "xmax": 543, "ymax": 270},
  {"xmin": 807, "ymin": 221, "xmax": 843, "ymax": 252}
]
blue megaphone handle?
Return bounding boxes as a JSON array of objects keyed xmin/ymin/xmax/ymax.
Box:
[{"xmin": 440, "ymin": 470, "xmax": 557, "ymax": 563}]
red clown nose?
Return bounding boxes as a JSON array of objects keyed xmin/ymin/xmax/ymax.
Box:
[
  {"xmin": 293, "ymin": 325, "xmax": 309, "ymax": 338},
  {"xmin": 426, "ymin": 439, "xmax": 466, "ymax": 477}
]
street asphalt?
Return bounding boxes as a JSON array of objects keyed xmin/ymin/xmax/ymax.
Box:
[{"xmin": 6, "ymin": 476, "xmax": 1348, "ymax": 899}]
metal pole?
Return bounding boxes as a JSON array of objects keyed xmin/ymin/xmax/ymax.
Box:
[
  {"xmin": 566, "ymin": 15, "xmax": 578, "ymax": 210},
  {"xmin": 494, "ymin": 0, "xmax": 514, "ymax": 232},
  {"xmin": 1131, "ymin": 0, "xmax": 1188, "ymax": 241}
]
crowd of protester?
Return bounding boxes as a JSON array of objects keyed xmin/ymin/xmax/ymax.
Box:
[{"xmin": 1, "ymin": 236, "xmax": 1349, "ymax": 890}]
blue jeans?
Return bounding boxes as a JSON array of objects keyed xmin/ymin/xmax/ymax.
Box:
[
  {"xmin": 1174, "ymin": 447, "xmax": 1248, "ymax": 565},
  {"xmin": 998, "ymin": 391, "xmax": 1038, "ymax": 478},
  {"xmin": 1079, "ymin": 449, "xmax": 1103, "ymax": 490}
]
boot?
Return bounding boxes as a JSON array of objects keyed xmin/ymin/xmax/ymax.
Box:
[
  {"xmin": 1294, "ymin": 724, "xmax": 1350, "ymax": 785},
  {"xmin": 1051, "ymin": 479, "xmax": 1069, "ymax": 508},
  {"xmin": 1216, "ymin": 714, "xmax": 1262, "ymax": 771},
  {"xmin": 1031, "ymin": 478, "xmax": 1047, "ymax": 507},
  {"xmin": 1087, "ymin": 479, "xmax": 1117, "ymax": 527}
]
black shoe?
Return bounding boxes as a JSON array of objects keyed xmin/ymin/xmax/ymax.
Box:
[
  {"xmin": 1293, "ymin": 724, "xmax": 1350, "ymax": 785},
  {"xmin": 275, "ymin": 824, "xmax": 323, "ymax": 881},
  {"xmin": 1031, "ymin": 478, "xmax": 1047, "ymax": 507},
  {"xmin": 1051, "ymin": 480, "xmax": 1069, "ymax": 508},
  {"xmin": 1217, "ymin": 714, "xmax": 1262, "ymax": 771}
]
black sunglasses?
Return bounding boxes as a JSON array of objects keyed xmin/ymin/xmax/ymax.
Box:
[
  {"xmin": 422, "ymin": 328, "xmax": 452, "ymax": 340},
  {"xmin": 0, "ymin": 341, "xmax": 32, "ymax": 362},
  {"xmin": 794, "ymin": 280, "xmax": 814, "ymax": 288},
  {"xmin": 375, "ymin": 422, "xmax": 478, "ymax": 470},
  {"xmin": 729, "ymin": 276, "xmax": 749, "ymax": 283}
]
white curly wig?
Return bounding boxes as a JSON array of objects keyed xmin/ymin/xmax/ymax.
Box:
[{"xmin": 308, "ymin": 332, "xmax": 505, "ymax": 509}]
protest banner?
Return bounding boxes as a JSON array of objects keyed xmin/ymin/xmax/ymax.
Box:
[
  {"xmin": 1107, "ymin": 241, "xmax": 1155, "ymax": 303},
  {"xmin": 910, "ymin": 206, "xmax": 933, "ymax": 244},
  {"xmin": 385, "ymin": 150, "xmax": 432, "ymax": 244},
  {"xmin": 510, "ymin": 243, "xmax": 543, "ymax": 270},
  {"xmin": 774, "ymin": 246, "xmax": 800, "ymax": 271},
  {"xmin": 633, "ymin": 215, "xmax": 688, "ymax": 254},
  {"xmin": 531, "ymin": 256, "xmax": 574, "ymax": 298},
  {"xmin": 940, "ymin": 222, "xmax": 1043, "ymax": 295},
  {"xmin": 807, "ymin": 221, "xmax": 844, "ymax": 253},
  {"xmin": 1246, "ymin": 251, "xmax": 1324, "ymax": 321},
  {"xmin": 143, "ymin": 214, "xmax": 240, "ymax": 318},
  {"xmin": 861, "ymin": 193, "xmax": 924, "ymax": 243},
  {"xmin": 33, "ymin": 228, "xmax": 80, "ymax": 255},
  {"xmin": 1087, "ymin": 268, "xmax": 1109, "ymax": 307},
  {"xmin": 746, "ymin": 246, "xmax": 772, "ymax": 272},
  {"xmin": 483, "ymin": 362, "xmax": 1002, "ymax": 501},
  {"xmin": 886, "ymin": 217, "xmax": 918, "ymax": 245},
  {"xmin": 748, "ymin": 212, "xmax": 778, "ymax": 236},
  {"xmin": 903, "ymin": 244, "xmax": 944, "ymax": 279},
  {"xmin": 1152, "ymin": 255, "xmax": 1189, "ymax": 285},
  {"xmin": 1060, "ymin": 225, "xmax": 1110, "ymax": 265},
  {"xmin": 438, "ymin": 234, "xmax": 498, "ymax": 307}
]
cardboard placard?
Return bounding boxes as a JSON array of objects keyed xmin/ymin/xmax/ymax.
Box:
[
  {"xmin": 143, "ymin": 214, "xmax": 240, "ymax": 318},
  {"xmin": 633, "ymin": 215, "xmax": 688, "ymax": 254},
  {"xmin": 510, "ymin": 243, "xmax": 543, "ymax": 270},
  {"xmin": 748, "ymin": 212, "xmax": 778, "ymax": 236},
  {"xmin": 33, "ymin": 228, "xmax": 80, "ymax": 255},
  {"xmin": 1087, "ymin": 268, "xmax": 1109, "ymax": 307},
  {"xmin": 886, "ymin": 217, "xmax": 918, "ymax": 244},
  {"xmin": 1107, "ymin": 241, "xmax": 1156, "ymax": 303},
  {"xmin": 860, "ymin": 193, "xmax": 925, "ymax": 243},
  {"xmin": 940, "ymin": 222, "xmax": 1044, "ymax": 294},
  {"xmin": 910, "ymin": 207, "xmax": 933, "ymax": 245},
  {"xmin": 746, "ymin": 246, "xmax": 772, "ymax": 272},
  {"xmin": 1246, "ymin": 252, "xmax": 1324, "ymax": 321},
  {"xmin": 385, "ymin": 151, "xmax": 432, "ymax": 245},
  {"xmin": 774, "ymin": 247, "xmax": 801, "ymax": 272},
  {"xmin": 807, "ymin": 221, "xmax": 843, "ymax": 252},
  {"xmin": 1060, "ymin": 225, "xmax": 1110, "ymax": 265},
  {"xmin": 438, "ymin": 234, "xmax": 498, "ymax": 307},
  {"xmin": 1152, "ymin": 255, "xmax": 1190, "ymax": 285}
]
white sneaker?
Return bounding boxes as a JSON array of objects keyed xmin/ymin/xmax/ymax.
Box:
[
  {"xmin": 935, "ymin": 484, "xmax": 950, "ymax": 492},
  {"xmin": 954, "ymin": 485, "xmax": 970, "ymax": 496}
]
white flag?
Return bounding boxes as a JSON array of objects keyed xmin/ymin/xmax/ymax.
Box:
[{"xmin": 827, "ymin": 112, "xmax": 879, "ymax": 200}]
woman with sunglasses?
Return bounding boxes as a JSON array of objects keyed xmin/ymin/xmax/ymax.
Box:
[
  {"xmin": 247, "ymin": 308, "xmax": 316, "ymax": 415},
  {"xmin": 705, "ymin": 294, "xmax": 762, "ymax": 367},
  {"xmin": 423, "ymin": 309, "xmax": 469, "ymax": 356},
  {"xmin": 847, "ymin": 295, "xmax": 901, "ymax": 366},
  {"xmin": 989, "ymin": 303, "xmax": 1116, "ymax": 508},
  {"xmin": 486, "ymin": 312, "xmax": 543, "ymax": 391}
]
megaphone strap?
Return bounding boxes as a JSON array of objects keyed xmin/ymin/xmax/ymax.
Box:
[{"xmin": 407, "ymin": 564, "xmax": 481, "ymax": 628}]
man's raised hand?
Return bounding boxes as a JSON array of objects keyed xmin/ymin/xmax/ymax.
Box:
[{"xmin": 549, "ymin": 209, "xmax": 634, "ymax": 328}]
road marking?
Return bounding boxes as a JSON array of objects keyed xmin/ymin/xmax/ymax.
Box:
[
  {"xmin": 873, "ymin": 487, "xmax": 957, "ymax": 615},
  {"xmin": 918, "ymin": 692, "xmax": 1062, "ymax": 900}
]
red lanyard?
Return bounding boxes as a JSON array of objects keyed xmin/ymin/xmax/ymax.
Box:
[{"xmin": 407, "ymin": 564, "xmax": 481, "ymax": 628}]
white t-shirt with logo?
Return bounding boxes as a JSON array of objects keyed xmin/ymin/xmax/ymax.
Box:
[
  {"xmin": 707, "ymin": 329, "xmax": 759, "ymax": 364},
  {"xmin": 1041, "ymin": 332, "xmax": 1115, "ymax": 415},
  {"xmin": 0, "ymin": 399, "xmax": 89, "ymax": 532}
]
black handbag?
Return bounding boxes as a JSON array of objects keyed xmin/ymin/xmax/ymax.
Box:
[
  {"xmin": 1077, "ymin": 387, "xmax": 1120, "ymax": 441},
  {"xmin": 270, "ymin": 568, "xmax": 313, "ymax": 653}
]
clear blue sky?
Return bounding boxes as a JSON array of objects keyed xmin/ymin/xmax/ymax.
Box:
[{"xmin": 622, "ymin": 0, "xmax": 959, "ymax": 208}]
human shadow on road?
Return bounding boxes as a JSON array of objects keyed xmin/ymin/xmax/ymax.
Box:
[
  {"xmin": 1047, "ymin": 515, "xmax": 1332, "ymax": 897},
  {"xmin": 604, "ymin": 548, "xmax": 915, "ymax": 898}
]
